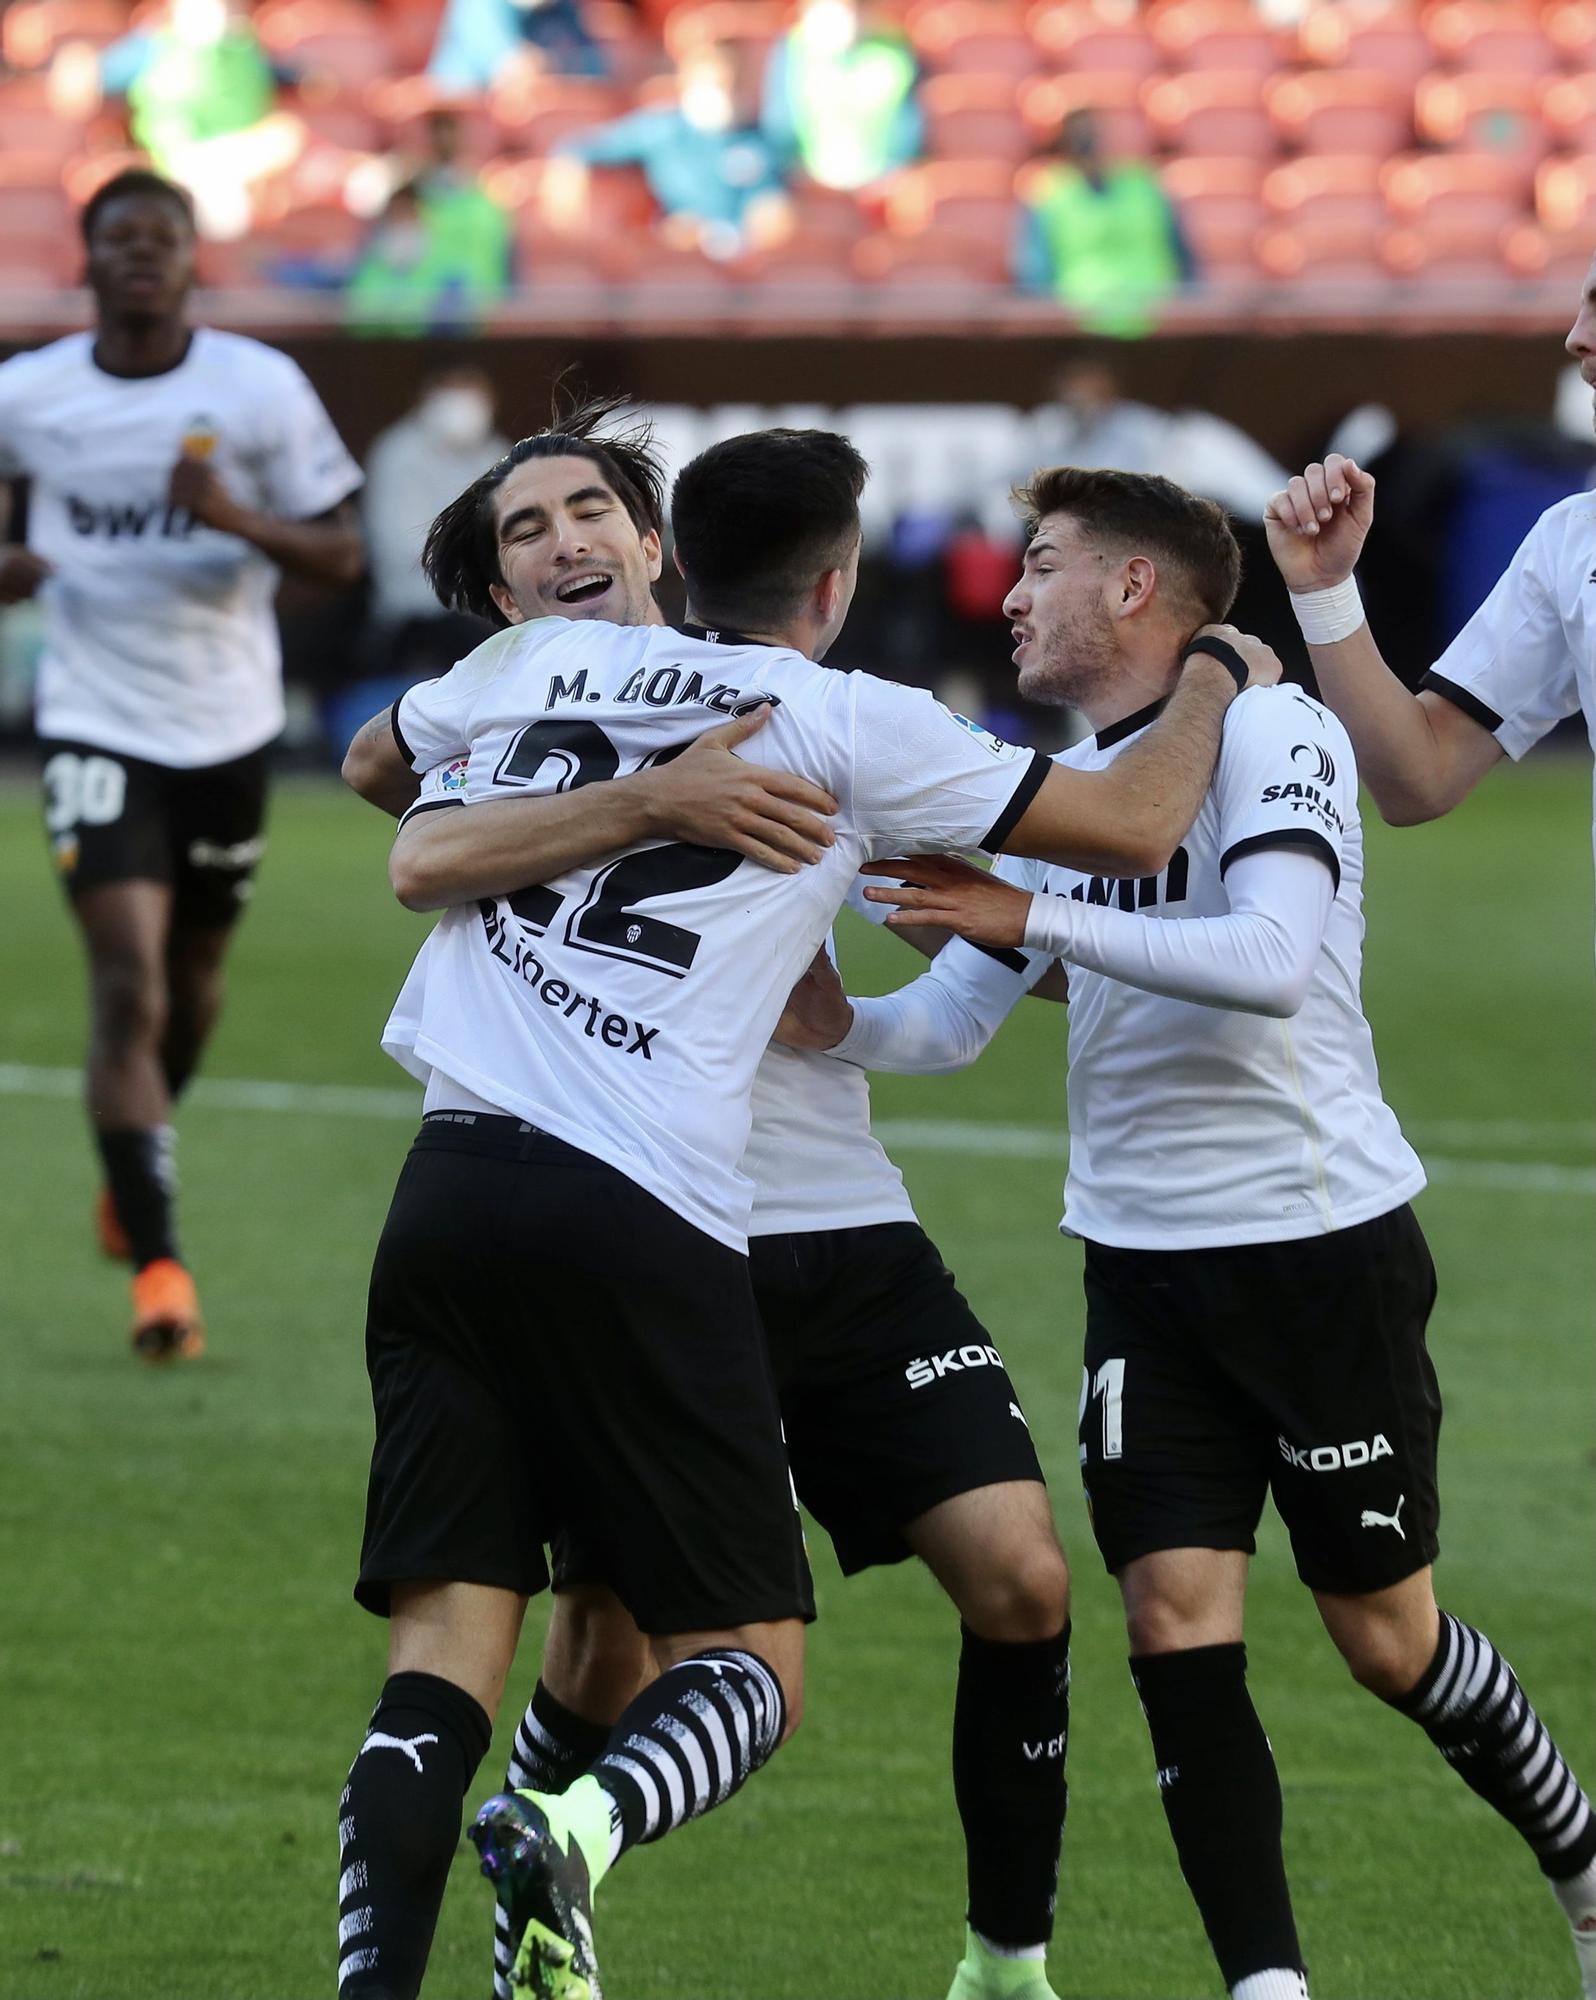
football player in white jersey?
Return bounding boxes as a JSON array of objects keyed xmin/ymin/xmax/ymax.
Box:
[
  {"xmin": 352, "ymin": 399, "xmax": 1080, "ymax": 2000},
  {"xmin": 333, "ymin": 427, "xmax": 1275, "ymax": 2000},
  {"xmin": 779, "ymin": 464, "xmax": 1596, "ymax": 2000},
  {"xmin": 0, "ymin": 169, "xmax": 363, "ymax": 1359},
  {"xmin": 1262, "ymin": 259, "xmax": 1596, "ymax": 959}
]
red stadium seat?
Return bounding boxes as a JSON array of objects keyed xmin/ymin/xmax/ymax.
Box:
[
  {"xmin": 583, "ymin": 1, "xmax": 666, "ymax": 87},
  {"xmin": 921, "ymin": 73, "xmax": 1029, "ymax": 162},
  {"xmin": 1143, "ymin": 72, "xmax": 1278, "ymax": 161},
  {"xmin": 1255, "ymin": 219, "xmax": 1394, "ymax": 294},
  {"xmin": 255, "ymin": 0, "xmax": 398, "ymax": 90},
  {"xmin": 1544, "ymin": 0, "xmax": 1596, "ymax": 69},
  {"xmin": 1541, "ymin": 75, "xmax": 1596, "ymax": 154},
  {"xmin": 663, "ymin": 2, "xmax": 786, "ymax": 66},
  {"xmin": 1020, "ymin": 72, "xmax": 1154, "ymax": 159},
  {"xmin": 1382, "ymin": 151, "xmax": 1534, "ymax": 230},
  {"xmin": 1383, "ymin": 220, "xmax": 1514, "ymax": 286},
  {"xmin": 1147, "ymin": 0, "xmax": 1286, "ymax": 77},
  {"xmin": 1503, "ymin": 219, "xmax": 1593, "ymax": 288},
  {"xmin": 738, "ymin": 227, "xmax": 859, "ymax": 289},
  {"xmin": 1028, "ymin": 4, "xmax": 1164, "ymax": 81},
  {"xmin": 1414, "ymin": 73, "xmax": 1554, "ymax": 164},
  {"xmin": 2, "ymin": 0, "xmax": 130, "ymax": 70},
  {"xmin": 1424, "ymin": 2, "xmax": 1558, "ymax": 77},
  {"xmin": 484, "ymin": 155, "xmax": 658, "ymax": 235},
  {"xmin": 618, "ymin": 235, "xmax": 741, "ymax": 289},
  {"xmin": 254, "ymin": 199, "xmax": 367, "ymax": 261},
  {"xmin": 287, "ymin": 87, "xmax": 382, "ymax": 153},
  {"xmin": 1264, "ymin": 71, "xmax": 1413, "ymax": 159},
  {"xmin": 1161, "ymin": 156, "xmax": 1264, "ymax": 268},
  {"xmin": 908, "ymin": 2, "xmax": 1036, "ymax": 79},
  {"xmin": 0, "ymin": 75, "xmax": 89, "ymax": 157},
  {"xmin": 0, "ymin": 184, "xmax": 76, "ymax": 238},
  {"xmin": 492, "ymin": 76, "xmax": 628, "ymax": 154},
  {"xmin": 0, "ymin": 237, "xmax": 84, "ymax": 288},
  {"xmin": 1537, "ymin": 155, "xmax": 1596, "ymax": 235},
  {"xmin": 787, "ymin": 182, "xmax": 872, "ymax": 244},
  {"xmin": 1262, "ymin": 155, "xmax": 1387, "ymax": 232},
  {"xmin": 882, "ymin": 159, "xmax": 1018, "ymax": 243},
  {"xmin": 1297, "ymin": 3, "xmax": 1432, "ymax": 87},
  {"xmin": 853, "ymin": 226, "xmax": 1009, "ymax": 288}
]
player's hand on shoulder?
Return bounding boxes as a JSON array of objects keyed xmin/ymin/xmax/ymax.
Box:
[
  {"xmin": 0, "ymin": 547, "xmax": 52, "ymax": 603},
  {"xmin": 861, "ymin": 854, "xmax": 1032, "ymax": 948},
  {"xmin": 1189, "ymin": 624, "xmax": 1283, "ymax": 693},
  {"xmin": 649, "ymin": 704, "xmax": 838, "ymax": 874},
  {"xmin": 1264, "ymin": 453, "xmax": 1374, "ymax": 592},
  {"xmin": 773, "ymin": 947, "xmax": 854, "ymax": 1052}
]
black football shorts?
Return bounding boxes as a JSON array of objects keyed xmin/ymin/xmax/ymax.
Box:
[
  {"xmin": 356, "ymin": 1113, "xmax": 814, "ymax": 1636},
  {"xmin": 555, "ymin": 1219, "xmax": 1045, "ymax": 1592},
  {"xmin": 40, "ymin": 736, "xmax": 268, "ymax": 928},
  {"xmin": 1078, "ymin": 1204, "xmax": 1441, "ymax": 1595}
]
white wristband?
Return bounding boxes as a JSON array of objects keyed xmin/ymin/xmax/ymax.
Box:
[{"xmin": 1289, "ymin": 577, "xmax": 1364, "ymax": 646}]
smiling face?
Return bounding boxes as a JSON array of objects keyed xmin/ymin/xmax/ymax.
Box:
[
  {"xmin": 1001, "ymin": 512, "xmax": 1123, "ymax": 709},
  {"xmin": 487, "ymin": 454, "xmax": 663, "ymax": 628},
  {"xmin": 86, "ymin": 188, "xmax": 196, "ymax": 326},
  {"xmin": 1564, "ymin": 257, "xmax": 1596, "ymax": 437}
]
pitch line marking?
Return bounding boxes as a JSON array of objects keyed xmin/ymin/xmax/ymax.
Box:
[{"xmin": 1, "ymin": 1064, "xmax": 1591, "ymax": 1195}]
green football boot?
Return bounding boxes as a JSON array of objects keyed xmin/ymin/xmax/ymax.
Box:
[
  {"xmin": 470, "ymin": 1787, "xmax": 605, "ymax": 1999},
  {"xmin": 946, "ymin": 1925, "xmax": 1061, "ymax": 2000}
]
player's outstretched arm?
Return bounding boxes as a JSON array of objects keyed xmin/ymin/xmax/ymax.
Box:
[
  {"xmin": 868, "ymin": 849, "xmax": 1332, "ymax": 1019},
  {"xmin": 998, "ymin": 635, "xmax": 1279, "ymax": 875},
  {"xmin": 1265, "ymin": 454, "xmax": 1502, "ymax": 824},
  {"xmin": 388, "ymin": 706, "xmax": 838, "ymax": 911},
  {"xmin": 343, "ymin": 706, "xmax": 422, "ymax": 817}
]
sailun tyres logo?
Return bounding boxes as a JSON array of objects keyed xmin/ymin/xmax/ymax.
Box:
[{"xmin": 1291, "ymin": 741, "xmax": 1337, "ymax": 786}]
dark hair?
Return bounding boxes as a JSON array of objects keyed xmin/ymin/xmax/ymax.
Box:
[
  {"xmin": 81, "ymin": 168, "xmax": 195, "ymax": 246},
  {"xmin": 671, "ymin": 429, "xmax": 868, "ymax": 630},
  {"xmin": 422, "ymin": 387, "xmax": 665, "ymax": 625},
  {"xmin": 1014, "ymin": 464, "xmax": 1241, "ymax": 623}
]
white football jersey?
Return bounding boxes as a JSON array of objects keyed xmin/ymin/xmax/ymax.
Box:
[
  {"xmin": 911, "ymin": 687, "xmax": 1425, "ymax": 1250},
  {"xmin": 1421, "ymin": 490, "xmax": 1596, "ymax": 955},
  {"xmin": 742, "ymin": 880, "xmax": 916, "ymax": 1236},
  {"xmin": 383, "ymin": 618, "xmax": 1044, "ymax": 1249},
  {"xmin": 0, "ymin": 328, "xmax": 361, "ymax": 768}
]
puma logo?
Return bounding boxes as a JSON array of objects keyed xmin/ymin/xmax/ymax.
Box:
[
  {"xmin": 1360, "ymin": 1494, "xmax": 1407, "ymax": 1540},
  {"xmin": 360, "ymin": 1731, "xmax": 438, "ymax": 1772}
]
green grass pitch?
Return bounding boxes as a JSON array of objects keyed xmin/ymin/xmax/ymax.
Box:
[{"xmin": 0, "ymin": 757, "xmax": 1591, "ymax": 2000}]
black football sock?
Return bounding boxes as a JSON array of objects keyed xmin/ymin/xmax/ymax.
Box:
[
  {"xmin": 1130, "ymin": 1644, "xmax": 1305, "ymax": 1991},
  {"xmin": 493, "ymin": 1683, "xmax": 612, "ymax": 1999},
  {"xmin": 95, "ymin": 1126, "xmax": 178, "ymax": 1269},
  {"xmin": 1392, "ymin": 1612, "xmax": 1596, "ymax": 1883},
  {"xmin": 590, "ymin": 1649, "xmax": 785, "ymax": 1863},
  {"xmin": 954, "ymin": 1620, "xmax": 1070, "ymax": 1949},
  {"xmin": 337, "ymin": 1671, "xmax": 492, "ymax": 2000}
]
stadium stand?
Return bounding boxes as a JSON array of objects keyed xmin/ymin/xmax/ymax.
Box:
[{"xmin": 0, "ymin": 0, "xmax": 1590, "ymax": 321}]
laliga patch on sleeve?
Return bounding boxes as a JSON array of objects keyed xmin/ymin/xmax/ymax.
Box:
[
  {"xmin": 950, "ymin": 713, "xmax": 1021, "ymax": 760},
  {"xmin": 440, "ymin": 756, "xmax": 469, "ymax": 792}
]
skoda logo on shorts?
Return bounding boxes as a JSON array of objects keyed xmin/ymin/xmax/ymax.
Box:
[{"xmin": 1291, "ymin": 742, "xmax": 1336, "ymax": 786}]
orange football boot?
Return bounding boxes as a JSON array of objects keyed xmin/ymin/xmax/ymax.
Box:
[
  {"xmin": 130, "ymin": 1258, "xmax": 205, "ymax": 1362},
  {"xmin": 96, "ymin": 1188, "xmax": 131, "ymax": 1261}
]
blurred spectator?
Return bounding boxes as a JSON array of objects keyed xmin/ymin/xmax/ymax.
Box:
[
  {"xmin": 341, "ymin": 367, "xmax": 505, "ymax": 731},
  {"xmin": 345, "ymin": 136, "xmax": 513, "ymax": 336},
  {"xmin": 551, "ymin": 42, "xmax": 790, "ymax": 259},
  {"xmin": 1014, "ymin": 109, "xmax": 1193, "ymax": 336},
  {"xmin": 1027, "ymin": 355, "xmax": 1288, "ymax": 519},
  {"xmin": 762, "ymin": 0, "xmax": 922, "ymax": 193},
  {"xmin": 54, "ymin": 0, "xmax": 306, "ymax": 240},
  {"xmin": 428, "ymin": 0, "xmax": 606, "ymax": 91}
]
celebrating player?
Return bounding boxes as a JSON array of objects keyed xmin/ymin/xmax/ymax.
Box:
[
  {"xmin": 1262, "ymin": 260, "xmax": 1596, "ymax": 952},
  {"xmin": 352, "ymin": 396, "xmax": 1075, "ymax": 2000},
  {"xmin": 0, "ymin": 169, "xmax": 363, "ymax": 1360},
  {"xmin": 778, "ymin": 465, "xmax": 1596, "ymax": 2000},
  {"xmin": 334, "ymin": 424, "xmax": 1275, "ymax": 2000}
]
